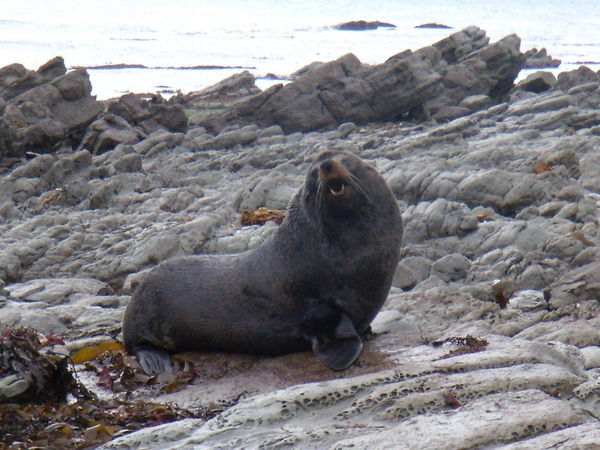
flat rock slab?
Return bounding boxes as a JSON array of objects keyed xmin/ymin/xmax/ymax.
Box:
[{"xmin": 103, "ymin": 336, "xmax": 594, "ymax": 448}]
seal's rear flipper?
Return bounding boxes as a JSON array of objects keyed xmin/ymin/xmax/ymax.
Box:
[
  {"xmin": 134, "ymin": 347, "xmax": 173, "ymax": 376},
  {"xmin": 310, "ymin": 312, "xmax": 364, "ymax": 371}
]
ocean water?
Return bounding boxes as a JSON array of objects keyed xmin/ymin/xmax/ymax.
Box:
[{"xmin": 1, "ymin": 0, "xmax": 599, "ymax": 99}]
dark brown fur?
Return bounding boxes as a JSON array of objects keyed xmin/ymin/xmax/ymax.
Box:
[{"xmin": 122, "ymin": 151, "xmax": 402, "ymax": 373}]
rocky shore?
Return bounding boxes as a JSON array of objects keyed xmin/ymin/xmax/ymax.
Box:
[{"xmin": 1, "ymin": 27, "xmax": 600, "ymax": 448}]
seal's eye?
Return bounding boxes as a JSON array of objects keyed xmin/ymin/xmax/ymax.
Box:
[{"xmin": 329, "ymin": 179, "xmax": 345, "ymax": 196}]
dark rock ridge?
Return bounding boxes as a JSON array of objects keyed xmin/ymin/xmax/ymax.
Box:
[
  {"xmin": 0, "ymin": 56, "xmax": 67, "ymax": 101},
  {"xmin": 334, "ymin": 20, "xmax": 396, "ymax": 31},
  {"xmin": 79, "ymin": 94, "xmax": 188, "ymax": 154},
  {"xmin": 0, "ymin": 59, "xmax": 104, "ymax": 158},
  {"xmin": 0, "ymin": 57, "xmax": 189, "ymax": 162},
  {"xmin": 199, "ymin": 26, "xmax": 526, "ymax": 133}
]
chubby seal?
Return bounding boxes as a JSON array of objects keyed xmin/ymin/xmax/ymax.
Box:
[{"xmin": 122, "ymin": 150, "xmax": 402, "ymax": 374}]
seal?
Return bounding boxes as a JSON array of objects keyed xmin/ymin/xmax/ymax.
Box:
[{"xmin": 122, "ymin": 150, "xmax": 403, "ymax": 374}]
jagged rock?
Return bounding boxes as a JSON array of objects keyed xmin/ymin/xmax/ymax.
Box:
[
  {"xmin": 0, "ymin": 66, "xmax": 103, "ymax": 157},
  {"xmin": 184, "ymin": 70, "xmax": 260, "ymax": 103},
  {"xmin": 523, "ymin": 48, "xmax": 561, "ymax": 69},
  {"xmin": 37, "ymin": 56, "xmax": 68, "ymax": 81},
  {"xmin": 107, "ymin": 93, "xmax": 188, "ymax": 136},
  {"xmin": 425, "ymin": 32, "xmax": 525, "ymax": 116},
  {"xmin": 0, "ymin": 57, "xmax": 67, "ymax": 101},
  {"xmin": 79, "ymin": 113, "xmax": 146, "ymax": 154},
  {"xmin": 149, "ymin": 103, "xmax": 188, "ymax": 133},
  {"xmin": 555, "ymin": 66, "xmax": 600, "ymax": 91},
  {"xmin": 199, "ymin": 26, "xmax": 525, "ymax": 133},
  {"xmin": 517, "ymin": 71, "xmax": 557, "ymax": 93}
]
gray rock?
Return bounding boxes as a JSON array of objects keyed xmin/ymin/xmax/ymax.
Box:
[
  {"xmin": 113, "ymin": 153, "xmax": 143, "ymax": 173},
  {"xmin": 459, "ymin": 94, "xmax": 492, "ymax": 111},
  {"xmin": 106, "ymin": 93, "xmax": 188, "ymax": 134},
  {"xmin": 517, "ymin": 71, "xmax": 557, "ymax": 93},
  {"xmin": 37, "ymin": 56, "xmax": 68, "ymax": 81},
  {"xmin": 237, "ymin": 173, "xmax": 297, "ymax": 211},
  {"xmin": 87, "ymin": 179, "xmax": 123, "ymax": 209},
  {"xmin": 199, "ymin": 125, "xmax": 258, "ymax": 150},
  {"xmin": 0, "ymin": 67, "xmax": 103, "ymax": 156},
  {"xmin": 431, "ymin": 253, "xmax": 472, "ymax": 282},
  {"xmin": 432, "ymin": 106, "xmax": 471, "ymax": 121},
  {"xmin": 402, "ymin": 199, "xmax": 478, "ymax": 244},
  {"xmin": 184, "ymin": 70, "xmax": 260, "ymax": 102},
  {"xmin": 257, "ymin": 125, "xmax": 284, "ymax": 138},
  {"xmin": 555, "ymin": 66, "xmax": 600, "ymax": 91},
  {"xmin": 580, "ymin": 346, "xmax": 600, "ymax": 370},
  {"xmin": 199, "ymin": 27, "xmax": 524, "ymax": 133},
  {"xmin": 518, "ymin": 264, "xmax": 556, "ymax": 290},
  {"xmin": 79, "ymin": 113, "xmax": 145, "ymax": 154},
  {"xmin": 393, "ymin": 256, "xmax": 432, "ymax": 289},
  {"xmin": 333, "ymin": 20, "xmax": 397, "ymax": 31},
  {"xmin": 547, "ymin": 261, "xmax": 600, "ymax": 307},
  {"xmin": 104, "ymin": 338, "xmax": 586, "ymax": 449},
  {"xmin": 0, "ymin": 57, "xmax": 66, "ymax": 101},
  {"xmin": 159, "ymin": 189, "xmax": 198, "ymax": 213},
  {"xmin": 523, "ymin": 48, "xmax": 561, "ymax": 69},
  {"xmin": 133, "ymin": 131, "xmax": 185, "ymax": 155}
]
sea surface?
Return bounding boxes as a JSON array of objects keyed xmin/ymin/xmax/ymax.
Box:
[{"xmin": 1, "ymin": 0, "xmax": 599, "ymax": 99}]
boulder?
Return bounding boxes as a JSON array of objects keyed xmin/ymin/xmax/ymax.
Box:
[
  {"xmin": 517, "ymin": 71, "xmax": 557, "ymax": 93},
  {"xmin": 0, "ymin": 67, "xmax": 104, "ymax": 157},
  {"xmin": 0, "ymin": 57, "xmax": 67, "ymax": 101},
  {"xmin": 555, "ymin": 66, "xmax": 600, "ymax": 91},
  {"xmin": 106, "ymin": 93, "xmax": 188, "ymax": 135},
  {"xmin": 79, "ymin": 114, "xmax": 146, "ymax": 154},
  {"xmin": 183, "ymin": 70, "xmax": 260, "ymax": 103}
]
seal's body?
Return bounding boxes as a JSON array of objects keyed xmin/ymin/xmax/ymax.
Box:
[{"xmin": 123, "ymin": 151, "xmax": 402, "ymax": 374}]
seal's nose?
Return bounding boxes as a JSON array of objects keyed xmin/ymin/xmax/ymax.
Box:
[
  {"xmin": 319, "ymin": 159, "xmax": 350, "ymax": 197},
  {"xmin": 320, "ymin": 160, "xmax": 334, "ymax": 174},
  {"xmin": 320, "ymin": 159, "xmax": 346, "ymax": 179}
]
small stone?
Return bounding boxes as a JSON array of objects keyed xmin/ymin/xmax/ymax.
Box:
[
  {"xmin": 337, "ymin": 122, "xmax": 357, "ymax": 138},
  {"xmin": 459, "ymin": 95, "xmax": 492, "ymax": 112}
]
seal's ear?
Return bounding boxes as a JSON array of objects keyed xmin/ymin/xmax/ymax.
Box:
[{"xmin": 310, "ymin": 312, "xmax": 364, "ymax": 371}]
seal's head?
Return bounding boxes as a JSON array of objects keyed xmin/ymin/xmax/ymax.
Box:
[{"xmin": 303, "ymin": 151, "xmax": 392, "ymax": 218}]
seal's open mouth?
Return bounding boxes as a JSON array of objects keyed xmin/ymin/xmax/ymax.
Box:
[
  {"xmin": 319, "ymin": 159, "xmax": 350, "ymax": 198},
  {"xmin": 329, "ymin": 179, "xmax": 345, "ymax": 196}
]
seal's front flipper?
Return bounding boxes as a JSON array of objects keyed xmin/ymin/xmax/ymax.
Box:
[
  {"xmin": 134, "ymin": 347, "xmax": 173, "ymax": 376},
  {"xmin": 304, "ymin": 305, "xmax": 364, "ymax": 371}
]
